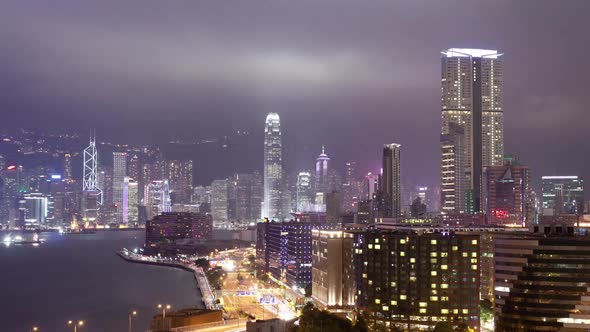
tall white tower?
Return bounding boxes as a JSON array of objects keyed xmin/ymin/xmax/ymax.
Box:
[
  {"xmin": 263, "ymin": 113, "xmax": 283, "ymax": 221},
  {"xmin": 82, "ymin": 131, "xmax": 102, "ymax": 204}
]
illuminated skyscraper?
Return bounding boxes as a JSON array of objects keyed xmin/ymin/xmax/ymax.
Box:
[
  {"xmin": 64, "ymin": 154, "xmax": 73, "ymax": 180},
  {"xmin": 382, "ymin": 143, "xmax": 401, "ymax": 218},
  {"xmin": 484, "ymin": 158, "xmax": 531, "ymax": 226},
  {"xmin": 296, "ymin": 172, "xmax": 313, "ymax": 212},
  {"xmin": 440, "ymin": 48, "xmax": 504, "ymax": 214},
  {"xmin": 541, "ymin": 176, "xmax": 584, "ymax": 215},
  {"xmin": 166, "ymin": 159, "xmax": 193, "ymax": 204},
  {"xmin": 315, "ymin": 146, "xmax": 330, "ymax": 200},
  {"xmin": 82, "ymin": 133, "xmax": 102, "ymax": 222},
  {"xmin": 441, "ymin": 123, "xmax": 467, "ymax": 214},
  {"xmin": 112, "ymin": 152, "xmax": 127, "ymax": 223},
  {"xmin": 211, "ymin": 179, "xmax": 228, "ymax": 225},
  {"xmin": 123, "ymin": 177, "xmax": 139, "ymax": 224},
  {"xmin": 145, "ymin": 180, "xmax": 171, "ymax": 220},
  {"xmin": 263, "ymin": 113, "xmax": 283, "ymax": 221}
]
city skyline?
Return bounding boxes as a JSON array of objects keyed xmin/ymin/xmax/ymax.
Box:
[{"xmin": 1, "ymin": 1, "xmax": 589, "ymax": 191}]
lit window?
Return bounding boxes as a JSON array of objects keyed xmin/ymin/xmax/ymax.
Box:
[
  {"xmin": 462, "ymin": 252, "xmax": 468, "ymax": 257},
  {"xmin": 441, "ymin": 265, "xmax": 448, "ymax": 270},
  {"xmin": 400, "ymin": 295, "xmax": 407, "ymax": 300},
  {"xmin": 431, "ymin": 283, "xmax": 437, "ymax": 289},
  {"xmin": 430, "ymin": 296, "xmax": 438, "ymax": 301},
  {"xmin": 441, "ymin": 296, "xmax": 449, "ymax": 301},
  {"xmin": 400, "ymin": 239, "xmax": 406, "ymax": 244},
  {"xmin": 430, "ymin": 252, "xmax": 438, "ymax": 257},
  {"xmin": 452, "ymin": 246, "xmax": 458, "ymax": 251},
  {"xmin": 390, "ymin": 282, "xmax": 397, "ymax": 287},
  {"xmin": 472, "ymin": 239, "xmax": 478, "ymax": 245},
  {"xmin": 431, "ymin": 271, "xmax": 438, "ymax": 276},
  {"xmin": 362, "ymin": 273, "xmax": 367, "ymax": 279},
  {"xmin": 471, "ymin": 265, "xmax": 478, "ymax": 270},
  {"xmin": 390, "ymin": 300, "xmax": 397, "ymax": 306},
  {"xmin": 462, "ymin": 309, "xmax": 468, "ymax": 314},
  {"xmin": 419, "ymin": 308, "xmax": 426, "ymax": 314},
  {"xmin": 441, "ymin": 252, "xmax": 448, "ymax": 257},
  {"xmin": 431, "ymin": 258, "xmax": 438, "ymax": 264},
  {"xmin": 453, "ymin": 309, "xmax": 459, "ymax": 314},
  {"xmin": 471, "ymin": 252, "xmax": 477, "ymax": 257},
  {"xmin": 375, "ymin": 245, "xmax": 381, "ymax": 250},
  {"xmin": 431, "ymin": 239, "xmax": 437, "ymax": 245},
  {"xmin": 441, "ymin": 284, "xmax": 448, "ymax": 289},
  {"xmin": 375, "ymin": 299, "xmax": 381, "ymax": 304},
  {"xmin": 441, "ymin": 309, "xmax": 449, "ymax": 314},
  {"xmin": 471, "ymin": 259, "xmax": 477, "ymax": 264},
  {"xmin": 368, "ymin": 280, "xmax": 373, "ymax": 285},
  {"xmin": 400, "ymin": 252, "xmax": 405, "ymax": 257},
  {"xmin": 419, "ymin": 302, "xmax": 427, "ymax": 307},
  {"xmin": 368, "ymin": 244, "xmax": 373, "ymax": 249},
  {"xmin": 410, "ymin": 258, "xmax": 416, "ymax": 263}
]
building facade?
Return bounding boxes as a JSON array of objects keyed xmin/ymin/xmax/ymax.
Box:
[
  {"xmin": 145, "ymin": 212, "xmax": 212, "ymax": 246},
  {"xmin": 484, "ymin": 158, "xmax": 531, "ymax": 226},
  {"xmin": 495, "ymin": 228, "xmax": 590, "ymax": 331},
  {"xmin": 112, "ymin": 152, "xmax": 127, "ymax": 223},
  {"xmin": 440, "ymin": 48, "xmax": 504, "ymax": 215},
  {"xmin": 263, "ymin": 113, "xmax": 283, "ymax": 221},
  {"xmin": 383, "ymin": 143, "xmax": 401, "ymax": 218},
  {"xmin": 541, "ymin": 176, "xmax": 584, "ymax": 216},
  {"xmin": 311, "ymin": 230, "xmax": 355, "ymax": 309},
  {"xmin": 354, "ymin": 229, "xmax": 480, "ymax": 330}
]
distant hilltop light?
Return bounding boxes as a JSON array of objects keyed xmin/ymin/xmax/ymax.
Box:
[{"xmin": 441, "ymin": 48, "xmax": 502, "ymax": 59}]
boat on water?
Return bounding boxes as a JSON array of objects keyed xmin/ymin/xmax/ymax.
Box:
[{"xmin": 3, "ymin": 233, "xmax": 44, "ymax": 246}]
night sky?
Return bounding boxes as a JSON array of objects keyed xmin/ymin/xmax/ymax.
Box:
[{"xmin": 1, "ymin": 0, "xmax": 589, "ymax": 190}]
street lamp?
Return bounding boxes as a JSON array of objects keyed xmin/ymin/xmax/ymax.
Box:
[
  {"xmin": 157, "ymin": 304, "xmax": 171, "ymax": 319},
  {"xmin": 31, "ymin": 327, "xmax": 38, "ymax": 332},
  {"xmin": 128, "ymin": 310, "xmax": 137, "ymax": 332},
  {"xmin": 67, "ymin": 320, "xmax": 84, "ymax": 332}
]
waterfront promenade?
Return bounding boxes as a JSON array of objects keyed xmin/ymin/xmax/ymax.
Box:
[{"xmin": 117, "ymin": 249, "xmax": 218, "ymax": 310}]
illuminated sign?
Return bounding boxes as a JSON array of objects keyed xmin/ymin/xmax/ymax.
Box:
[
  {"xmin": 51, "ymin": 175, "xmax": 62, "ymax": 179},
  {"xmin": 7, "ymin": 165, "xmax": 16, "ymax": 170}
]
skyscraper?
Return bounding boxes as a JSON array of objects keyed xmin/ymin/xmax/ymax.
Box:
[
  {"xmin": 166, "ymin": 159, "xmax": 193, "ymax": 204},
  {"xmin": 63, "ymin": 154, "xmax": 73, "ymax": 180},
  {"xmin": 483, "ymin": 158, "xmax": 531, "ymax": 226},
  {"xmin": 296, "ymin": 172, "xmax": 313, "ymax": 212},
  {"xmin": 382, "ymin": 143, "xmax": 401, "ymax": 218},
  {"xmin": 315, "ymin": 146, "xmax": 330, "ymax": 200},
  {"xmin": 145, "ymin": 180, "xmax": 171, "ymax": 220},
  {"xmin": 440, "ymin": 48, "xmax": 504, "ymax": 214},
  {"xmin": 441, "ymin": 123, "xmax": 467, "ymax": 214},
  {"xmin": 263, "ymin": 113, "xmax": 283, "ymax": 221},
  {"xmin": 211, "ymin": 179, "xmax": 228, "ymax": 225},
  {"xmin": 112, "ymin": 152, "xmax": 127, "ymax": 223},
  {"xmin": 541, "ymin": 176, "xmax": 584, "ymax": 215}
]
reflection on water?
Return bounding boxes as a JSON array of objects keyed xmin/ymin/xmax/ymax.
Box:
[{"xmin": 0, "ymin": 230, "xmax": 202, "ymax": 332}]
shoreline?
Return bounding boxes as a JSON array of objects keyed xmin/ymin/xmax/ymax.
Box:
[{"xmin": 116, "ymin": 249, "xmax": 219, "ymax": 311}]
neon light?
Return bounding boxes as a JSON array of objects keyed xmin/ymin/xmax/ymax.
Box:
[
  {"xmin": 7, "ymin": 165, "xmax": 16, "ymax": 170},
  {"xmin": 442, "ymin": 48, "xmax": 501, "ymax": 59},
  {"xmin": 542, "ymin": 176, "xmax": 579, "ymax": 180}
]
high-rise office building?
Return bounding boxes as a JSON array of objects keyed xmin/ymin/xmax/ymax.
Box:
[
  {"xmin": 211, "ymin": 179, "xmax": 228, "ymax": 225},
  {"xmin": 495, "ymin": 226, "xmax": 590, "ymax": 331},
  {"xmin": 112, "ymin": 152, "xmax": 127, "ymax": 223},
  {"xmin": 325, "ymin": 191, "xmax": 342, "ymax": 224},
  {"xmin": 365, "ymin": 172, "xmax": 379, "ymax": 200},
  {"xmin": 484, "ymin": 158, "xmax": 531, "ymax": 226},
  {"xmin": 354, "ymin": 229, "xmax": 480, "ymax": 330},
  {"xmin": 166, "ymin": 159, "xmax": 193, "ymax": 204},
  {"xmin": 63, "ymin": 154, "xmax": 73, "ymax": 180},
  {"xmin": 19, "ymin": 193, "xmax": 50, "ymax": 227},
  {"xmin": 124, "ymin": 177, "xmax": 138, "ymax": 224},
  {"xmin": 382, "ymin": 143, "xmax": 401, "ymax": 218},
  {"xmin": 541, "ymin": 176, "xmax": 584, "ymax": 216},
  {"xmin": 227, "ymin": 173, "xmax": 263, "ymax": 223},
  {"xmin": 145, "ymin": 180, "xmax": 171, "ymax": 220},
  {"xmin": 263, "ymin": 113, "xmax": 283, "ymax": 221},
  {"xmin": 440, "ymin": 48, "xmax": 504, "ymax": 214},
  {"xmin": 342, "ymin": 161, "xmax": 362, "ymax": 213},
  {"xmin": 315, "ymin": 146, "xmax": 330, "ymax": 201},
  {"xmin": 311, "ymin": 230, "xmax": 355, "ymax": 310},
  {"xmin": 146, "ymin": 212, "xmax": 212, "ymax": 246},
  {"xmin": 296, "ymin": 172, "xmax": 313, "ymax": 212}
]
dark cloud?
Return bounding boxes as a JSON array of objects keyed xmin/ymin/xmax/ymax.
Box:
[{"xmin": 1, "ymin": 0, "xmax": 589, "ymax": 190}]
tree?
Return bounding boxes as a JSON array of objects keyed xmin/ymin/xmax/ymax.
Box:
[
  {"xmin": 433, "ymin": 321, "xmax": 453, "ymax": 332},
  {"xmin": 195, "ymin": 258, "xmax": 210, "ymax": 270},
  {"xmin": 480, "ymin": 299, "xmax": 493, "ymax": 322}
]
